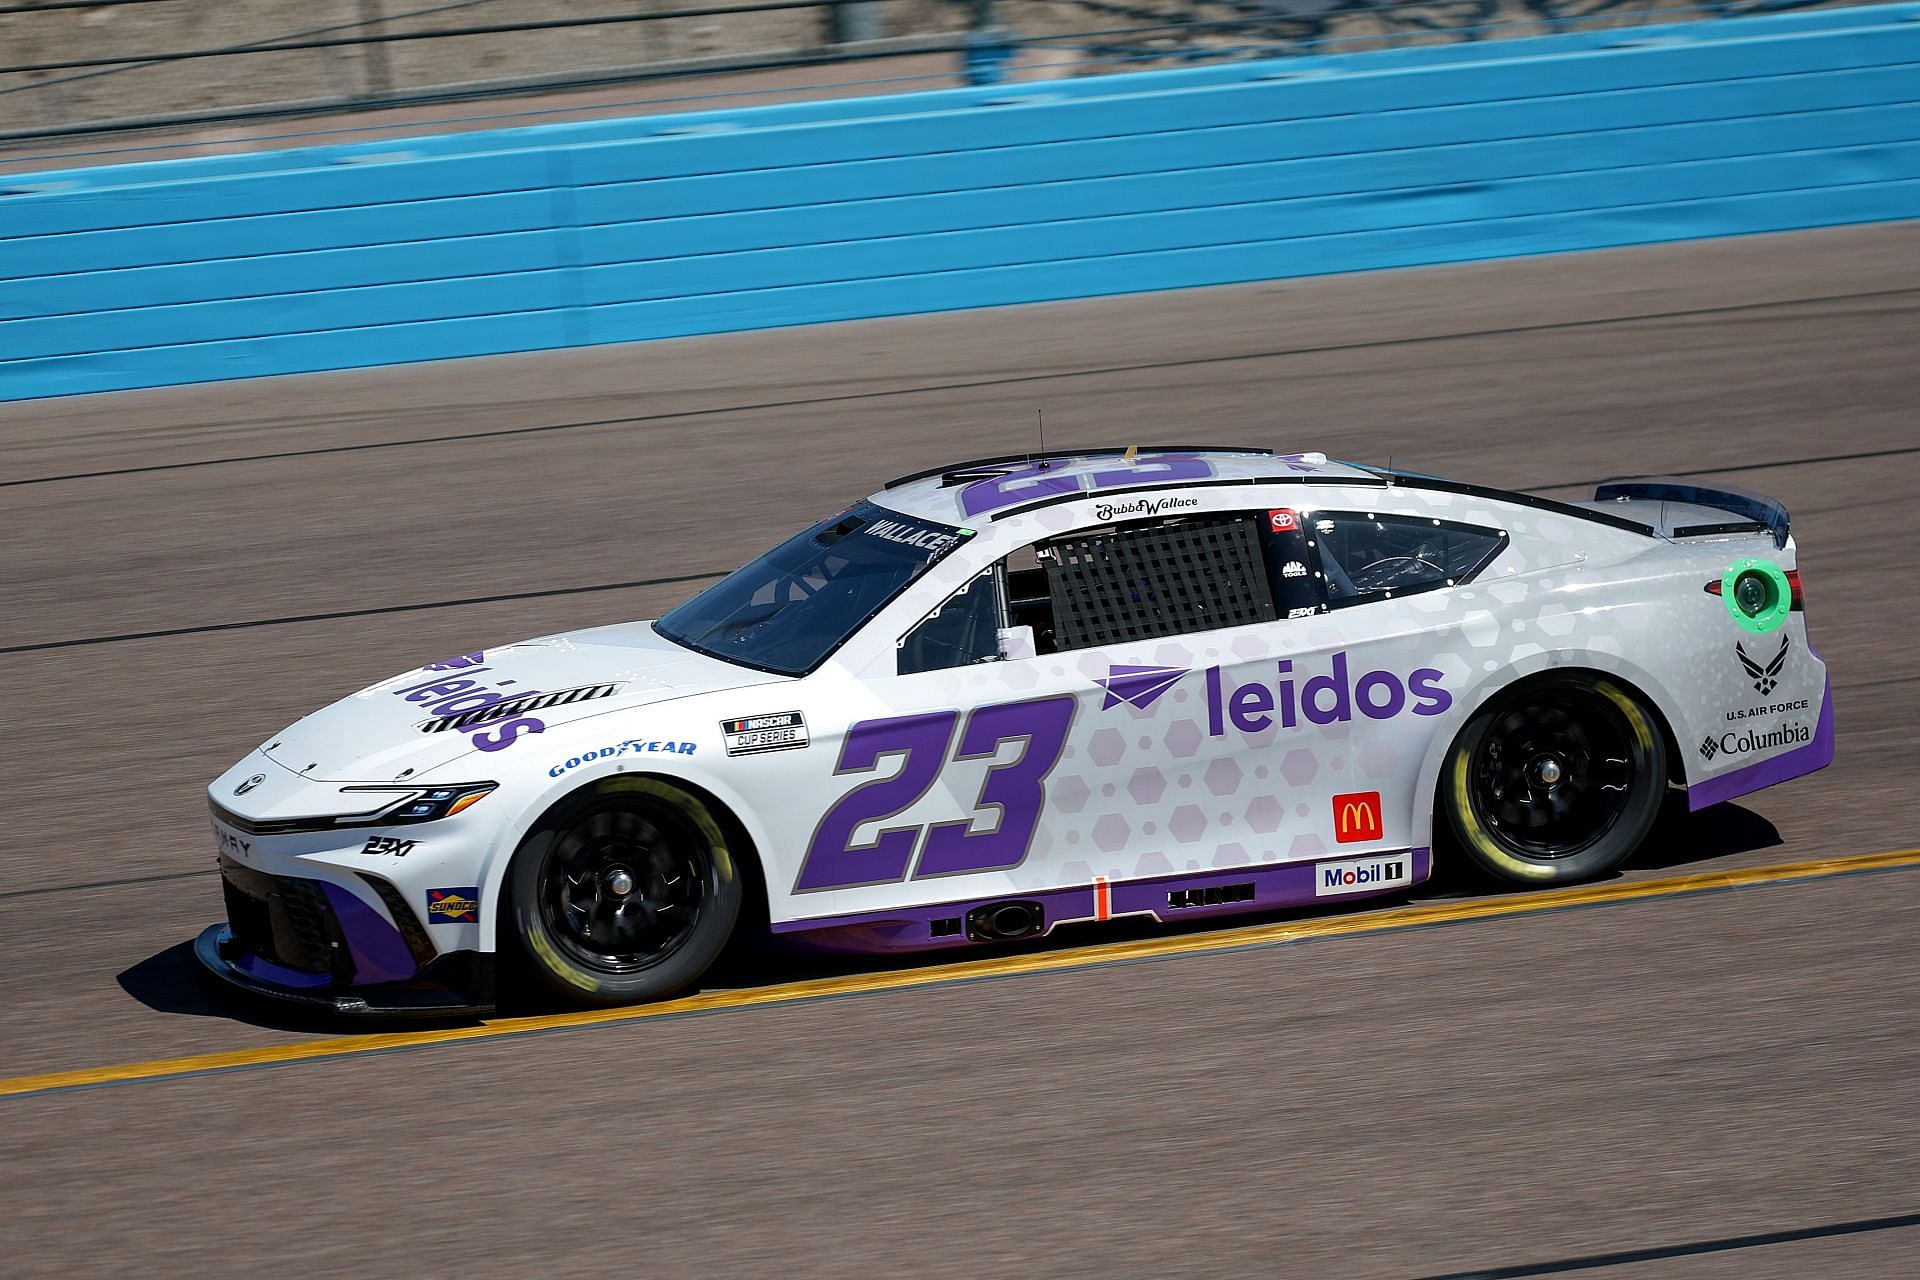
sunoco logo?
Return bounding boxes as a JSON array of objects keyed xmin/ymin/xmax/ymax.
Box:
[{"xmin": 1698, "ymin": 722, "xmax": 1812, "ymax": 763}]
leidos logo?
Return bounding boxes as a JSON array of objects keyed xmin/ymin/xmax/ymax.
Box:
[
  {"xmin": 1332, "ymin": 791, "xmax": 1383, "ymax": 844},
  {"xmin": 1203, "ymin": 653, "xmax": 1450, "ymax": 736},
  {"xmin": 1096, "ymin": 664, "xmax": 1188, "ymax": 710},
  {"xmin": 1316, "ymin": 854, "xmax": 1410, "ymax": 897}
]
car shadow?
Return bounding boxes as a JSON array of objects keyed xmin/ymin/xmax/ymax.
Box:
[
  {"xmin": 1635, "ymin": 793, "xmax": 1784, "ymax": 869},
  {"xmin": 126, "ymin": 796, "xmax": 1787, "ymax": 1030},
  {"xmin": 116, "ymin": 942, "xmax": 484, "ymax": 1033},
  {"xmin": 1412, "ymin": 793, "xmax": 1784, "ymax": 901}
]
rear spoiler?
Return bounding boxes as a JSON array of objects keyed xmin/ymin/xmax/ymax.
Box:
[{"xmin": 1592, "ymin": 477, "xmax": 1790, "ymax": 548}]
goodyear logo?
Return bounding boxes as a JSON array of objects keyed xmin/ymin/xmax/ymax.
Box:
[{"xmin": 426, "ymin": 887, "xmax": 480, "ymax": 924}]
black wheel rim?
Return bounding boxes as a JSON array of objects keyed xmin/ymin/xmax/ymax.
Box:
[
  {"xmin": 537, "ymin": 802, "xmax": 709, "ymax": 974},
  {"xmin": 1468, "ymin": 687, "xmax": 1638, "ymax": 859}
]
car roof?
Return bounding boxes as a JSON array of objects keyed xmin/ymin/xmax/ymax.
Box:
[{"xmin": 871, "ymin": 447, "xmax": 1382, "ymax": 525}]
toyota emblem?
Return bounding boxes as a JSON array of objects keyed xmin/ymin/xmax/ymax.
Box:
[{"xmin": 234, "ymin": 773, "xmax": 266, "ymax": 796}]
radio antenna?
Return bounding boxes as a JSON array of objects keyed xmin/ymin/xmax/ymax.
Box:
[{"xmin": 1036, "ymin": 409, "xmax": 1049, "ymax": 468}]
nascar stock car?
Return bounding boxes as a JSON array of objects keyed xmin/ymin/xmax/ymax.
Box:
[{"xmin": 197, "ymin": 448, "xmax": 1831, "ymax": 1014}]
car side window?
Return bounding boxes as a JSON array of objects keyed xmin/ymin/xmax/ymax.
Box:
[
  {"xmin": 1039, "ymin": 512, "xmax": 1279, "ymax": 652},
  {"xmin": 897, "ymin": 569, "xmax": 1001, "ymax": 675},
  {"xmin": 897, "ymin": 509, "xmax": 1342, "ymax": 672},
  {"xmin": 1312, "ymin": 512, "xmax": 1505, "ymax": 608}
]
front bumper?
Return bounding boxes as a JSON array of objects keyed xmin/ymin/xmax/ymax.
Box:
[
  {"xmin": 199, "ymin": 853, "xmax": 492, "ymax": 1017},
  {"xmin": 195, "ymin": 923, "xmax": 494, "ymax": 1017}
]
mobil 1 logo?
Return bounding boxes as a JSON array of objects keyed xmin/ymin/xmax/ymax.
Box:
[
  {"xmin": 1315, "ymin": 853, "xmax": 1411, "ymax": 897},
  {"xmin": 722, "ymin": 711, "xmax": 808, "ymax": 757}
]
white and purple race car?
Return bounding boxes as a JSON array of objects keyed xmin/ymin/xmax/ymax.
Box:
[{"xmin": 197, "ymin": 448, "xmax": 1831, "ymax": 1014}]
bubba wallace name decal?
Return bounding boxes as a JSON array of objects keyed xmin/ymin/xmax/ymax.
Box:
[
  {"xmin": 864, "ymin": 520, "xmax": 960, "ymax": 555},
  {"xmin": 1093, "ymin": 495, "xmax": 1198, "ymax": 522},
  {"xmin": 1204, "ymin": 653, "xmax": 1450, "ymax": 735}
]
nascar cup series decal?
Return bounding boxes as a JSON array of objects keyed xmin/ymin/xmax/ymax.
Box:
[{"xmin": 722, "ymin": 712, "xmax": 808, "ymax": 757}]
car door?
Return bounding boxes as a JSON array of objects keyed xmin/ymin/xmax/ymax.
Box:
[
  {"xmin": 780, "ymin": 559, "xmax": 1085, "ymax": 916},
  {"xmin": 781, "ymin": 501, "xmax": 1361, "ymax": 924}
]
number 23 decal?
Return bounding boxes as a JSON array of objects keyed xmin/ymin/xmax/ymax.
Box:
[{"xmin": 795, "ymin": 695, "xmax": 1076, "ymax": 893}]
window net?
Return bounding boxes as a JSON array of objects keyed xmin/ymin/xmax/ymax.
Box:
[{"xmin": 1044, "ymin": 516, "xmax": 1277, "ymax": 650}]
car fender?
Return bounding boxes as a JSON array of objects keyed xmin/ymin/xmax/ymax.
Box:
[
  {"xmin": 1407, "ymin": 646, "xmax": 1687, "ymax": 851},
  {"xmin": 463, "ymin": 728, "xmax": 780, "ymax": 951}
]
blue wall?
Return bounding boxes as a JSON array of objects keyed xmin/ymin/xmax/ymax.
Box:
[{"xmin": 3, "ymin": 4, "xmax": 1918, "ymax": 401}]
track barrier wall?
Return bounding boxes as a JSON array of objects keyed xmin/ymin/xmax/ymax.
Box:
[{"xmin": 2, "ymin": 4, "xmax": 1918, "ymax": 401}]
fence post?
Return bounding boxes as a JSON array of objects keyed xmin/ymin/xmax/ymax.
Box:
[
  {"xmin": 355, "ymin": 0, "xmax": 395, "ymax": 100},
  {"xmin": 826, "ymin": 1, "xmax": 884, "ymax": 44},
  {"xmin": 963, "ymin": 0, "xmax": 1014, "ymax": 85}
]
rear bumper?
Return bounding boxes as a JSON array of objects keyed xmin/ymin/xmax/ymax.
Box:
[
  {"xmin": 194, "ymin": 923, "xmax": 494, "ymax": 1018},
  {"xmin": 1687, "ymin": 671, "xmax": 1836, "ymax": 811}
]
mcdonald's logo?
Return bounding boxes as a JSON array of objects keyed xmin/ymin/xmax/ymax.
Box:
[{"xmin": 1332, "ymin": 791, "xmax": 1383, "ymax": 844}]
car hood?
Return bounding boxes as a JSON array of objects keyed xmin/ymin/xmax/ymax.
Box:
[{"xmin": 257, "ymin": 622, "xmax": 781, "ymax": 783}]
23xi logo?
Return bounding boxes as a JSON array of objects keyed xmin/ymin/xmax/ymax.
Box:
[{"xmin": 1736, "ymin": 634, "xmax": 1791, "ymax": 696}]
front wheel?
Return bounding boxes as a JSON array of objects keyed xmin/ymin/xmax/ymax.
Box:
[
  {"xmin": 509, "ymin": 777, "xmax": 742, "ymax": 1006},
  {"xmin": 1442, "ymin": 674, "xmax": 1667, "ymax": 886}
]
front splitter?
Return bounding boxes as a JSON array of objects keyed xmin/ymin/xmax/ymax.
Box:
[{"xmin": 193, "ymin": 924, "xmax": 494, "ymax": 1019}]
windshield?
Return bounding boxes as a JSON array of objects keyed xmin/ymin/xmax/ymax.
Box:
[{"xmin": 655, "ymin": 502, "xmax": 972, "ymax": 676}]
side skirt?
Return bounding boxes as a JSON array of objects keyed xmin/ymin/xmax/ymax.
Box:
[{"xmin": 773, "ymin": 848, "xmax": 1431, "ymax": 954}]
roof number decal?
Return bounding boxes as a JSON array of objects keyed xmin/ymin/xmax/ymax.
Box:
[{"xmin": 957, "ymin": 455, "xmax": 1215, "ymax": 516}]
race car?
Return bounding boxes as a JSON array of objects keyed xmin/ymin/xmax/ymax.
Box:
[{"xmin": 196, "ymin": 447, "xmax": 1832, "ymax": 1014}]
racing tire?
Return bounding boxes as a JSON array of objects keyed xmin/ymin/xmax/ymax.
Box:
[
  {"xmin": 1441, "ymin": 673, "xmax": 1667, "ymax": 886},
  {"xmin": 508, "ymin": 777, "xmax": 742, "ymax": 1007}
]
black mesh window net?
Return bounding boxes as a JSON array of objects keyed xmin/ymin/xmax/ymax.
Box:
[{"xmin": 1044, "ymin": 515, "xmax": 1278, "ymax": 650}]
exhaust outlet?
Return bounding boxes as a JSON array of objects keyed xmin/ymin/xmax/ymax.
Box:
[{"xmin": 966, "ymin": 900, "xmax": 1043, "ymax": 942}]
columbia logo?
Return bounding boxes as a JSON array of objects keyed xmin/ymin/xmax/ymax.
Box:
[{"xmin": 1698, "ymin": 735, "xmax": 1720, "ymax": 762}]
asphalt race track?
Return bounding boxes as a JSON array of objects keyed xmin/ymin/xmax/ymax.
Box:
[{"xmin": 3, "ymin": 222, "xmax": 1917, "ymax": 1277}]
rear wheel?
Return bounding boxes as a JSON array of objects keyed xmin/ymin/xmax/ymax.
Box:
[
  {"xmin": 509, "ymin": 777, "xmax": 741, "ymax": 1006},
  {"xmin": 1442, "ymin": 674, "xmax": 1666, "ymax": 885}
]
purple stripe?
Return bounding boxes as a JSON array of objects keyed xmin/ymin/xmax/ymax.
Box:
[
  {"xmin": 321, "ymin": 882, "xmax": 421, "ymax": 984},
  {"xmin": 230, "ymin": 945, "xmax": 335, "ymax": 991},
  {"xmin": 774, "ymin": 848, "xmax": 1430, "ymax": 954},
  {"xmin": 1688, "ymin": 671, "xmax": 1835, "ymax": 812}
]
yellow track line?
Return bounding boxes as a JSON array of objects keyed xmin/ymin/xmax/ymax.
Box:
[{"xmin": 5, "ymin": 846, "xmax": 1916, "ymax": 1101}]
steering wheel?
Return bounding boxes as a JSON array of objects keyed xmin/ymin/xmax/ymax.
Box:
[{"xmin": 1349, "ymin": 553, "xmax": 1444, "ymax": 592}]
